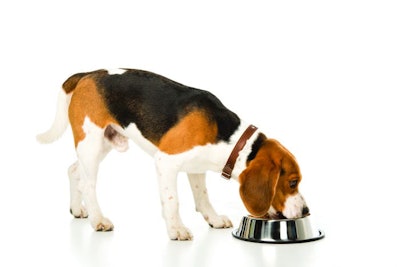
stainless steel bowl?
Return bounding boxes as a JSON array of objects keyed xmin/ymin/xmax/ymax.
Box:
[{"xmin": 232, "ymin": 215, "xmax": 324, "ymax": 243}]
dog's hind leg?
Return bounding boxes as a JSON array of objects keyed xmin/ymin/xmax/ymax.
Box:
[
  {"xmin": 66, "ymin": 126, "xmax": 126, "ymax": 220},
  {"xmin": 188, "ymin": 173, "xmax": 233, "ymax": 228},
  {"xmin": 75, "ymin": 121, "xmax": 113, "ymax": 231},
  {"xmin": 68, "ymin": 161, "xmax": 88, "ymax": 218}
]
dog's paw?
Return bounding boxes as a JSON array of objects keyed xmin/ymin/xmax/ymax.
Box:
[
  {"xmin": 70, "ymin": 206, "xmax": 88, "ymax": 219},
  {"xmin": 207, "ymin": 215, "xmax": 233, "ymax": 229},
  {"xmin": 91, "ymin": 217, "xmax": 114, "ymax": 232},
  {"xmin": 168, "ymin": 226, "xmax": 193, "ymax": 241}
]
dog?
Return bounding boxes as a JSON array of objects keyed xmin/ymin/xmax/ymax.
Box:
[{"xmin": 37, "ymin": 68, "xmax": 309, "ymax": 240}]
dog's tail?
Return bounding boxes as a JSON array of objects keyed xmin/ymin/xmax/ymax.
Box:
[{"xmin": 36, "ymin": 72, "xmax": 87, "ymax": 144}]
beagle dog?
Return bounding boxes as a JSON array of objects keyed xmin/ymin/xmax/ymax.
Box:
[{"xmin": 37, "ymin": 68, "xmax": 309, "ymax": 240}]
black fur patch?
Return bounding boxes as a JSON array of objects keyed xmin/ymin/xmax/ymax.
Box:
[
  {"xmin": 96, "ymin": 69, "xmax": 240, "ymax": 143},
  {"xmin": 247, "ymin": 133, "xmax": 267, "ymax": 163}
]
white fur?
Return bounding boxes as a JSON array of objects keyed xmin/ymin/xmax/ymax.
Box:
[
  {"xmin": 68, "ymin": 161, "xmax": 88, "ymax": 218},
  {"xmin": 267, "ymin": 193, "xmax": 307, "ymax": 219},
  {"xmin": 282, "ymin": 192, "xmax": 307, "ymax": 219},
  {"xmin": 268, "ymin": 206, "xmax": 278, "ymax": 218},
  {"xmin": 106, "ymin": 68, "xmax": 127, "ymax": 75},
  {"xmin": 36, "ymin": 90, "xmax": 71, "ymax": 143}
]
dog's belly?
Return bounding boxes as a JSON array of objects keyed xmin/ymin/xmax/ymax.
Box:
[{"xmin": 121, "ymin": 123, "xmax": 158, "ymax": 155}]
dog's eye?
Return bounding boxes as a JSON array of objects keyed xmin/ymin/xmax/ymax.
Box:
[{"xmin": 289, "ymin": 179, "xmax": 298, "ymax": 189}]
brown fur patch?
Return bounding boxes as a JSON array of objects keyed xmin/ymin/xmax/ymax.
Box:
[
  {"xmin": 69, "ymin": 77, "xmax": 117, "ymax": 146},
  {"xmin": 63, "ymin": 70, "xmax": 108, "ymax": 94},
  {"xmin": 158, "ymin": 111, "xmax": 218, "ymax": 154}
]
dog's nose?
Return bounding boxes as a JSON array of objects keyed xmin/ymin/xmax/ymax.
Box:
[
  {"xmin": 302, "ymin": 206, "xmax": 310, "ymax": 216},
  {"xmin": 276, "ymin": 212, "xmax": 287, "ymax": 219}
]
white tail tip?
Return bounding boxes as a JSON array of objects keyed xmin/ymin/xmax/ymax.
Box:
[
  {"xmin": 36, "ymin": 90, "xmax": 71, "ymax": 144},
  {"xmin": 36, "ymin": 130, "xmax": 61, "ymax": 144}
]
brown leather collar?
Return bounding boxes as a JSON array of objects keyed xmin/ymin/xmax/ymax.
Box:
[{"xmin": 221, "ymin": 124, "xmax": 258, "ymax": 179}]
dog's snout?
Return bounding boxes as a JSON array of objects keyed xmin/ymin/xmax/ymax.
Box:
[{"xmin": 302, "ymin": 206, "xmax": 310, "ymax": 216}]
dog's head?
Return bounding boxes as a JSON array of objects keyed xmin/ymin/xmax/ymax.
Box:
[{"xmin": 239, "ymin": 137, "xmax": 309, "ymax": 219}]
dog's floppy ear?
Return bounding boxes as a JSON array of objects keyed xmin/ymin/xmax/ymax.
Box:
[{"xmin": 239, "ymin": 155, "xmax": 280, "ymax": 217}]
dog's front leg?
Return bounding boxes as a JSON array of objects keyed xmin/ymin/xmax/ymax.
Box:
[
  {"xmin": 188, "ymin": 173, "xmax": 233, "ymax": 228},
  {"xmin": 155, "ymin": 154, "xmax": 193, "ymax": 241}
]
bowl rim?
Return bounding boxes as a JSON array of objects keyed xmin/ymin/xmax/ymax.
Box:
[
  {"xmin": 232, "ymin": 215, "xmax": 325, "ymax": 244},
  {"xmin": 244, "ymin": 215, "xmax": 310, "ymax": 222}
]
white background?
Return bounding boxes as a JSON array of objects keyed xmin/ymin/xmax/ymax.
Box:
[{"xmin": 1, "ymin": 1, "xmax": 399, "ymax": 266}]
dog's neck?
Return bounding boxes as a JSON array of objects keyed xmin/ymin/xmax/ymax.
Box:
[
  {"xmin": 223, "ymin": 121, "xmax": 262, "ymax": 181},
  {"xmin": 221, "ymin": 124, "xmax": 258, "ymax": 179}
]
